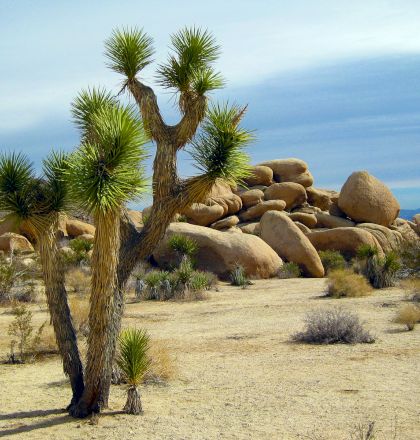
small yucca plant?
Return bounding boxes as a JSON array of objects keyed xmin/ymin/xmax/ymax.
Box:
[
  {"xmin": 230, "ymin": 264, "xmax": 250, "ymax": 288},
  {"xmin": 116, "ymin": 328, "xmax": 151, "ymax": 415}
]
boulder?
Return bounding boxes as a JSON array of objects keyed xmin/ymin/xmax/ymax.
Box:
[
  {"xmin": 264, "ymin": 182, "xmax": 307, "ymax": 209},
  {"xmin": 288, "ymin": 212, "xmax": 317, "ymax": 228},
  {"xmin": 0, "ymin": 233, "xmax": 34, "ymax": 253},
  {"xmin": 127, "ymin": 210, "xmax": 143, "ymax": 228},
  {"xmin": 293, "ymin": 206, "xmax": 322, "ymax": 215},
  {"xmin": 0, "ymin": 215, "xmax": 20, "ymax": 236},
  {"xmin": 315, "ymin": 212, "xmax": 355, "ymax": 229},
  {"xmin": 238, "ymin": 222, "xmax": 261, "ymax": 235},
  {"xmin": 307, "ymin": 227, "xmax": 383, "ymax": 258},
  {"xmin": 258, "ymin": 158, "xmax": 313, "ymax": 187},
  {"xmin": 239, "ymin": 189, "xmax": 265, "ymax": 208},
  {"xmin": 243, "ymin": 165, "xmax": 273, "ymax": 187},
  {"xmin": 76, "ymin": 233, "xmax": 95, "ymax": 243},
  {"xmin": 153, "ymin": 222, "xmax": 282, "ymax": 279},
  {"xmin": 356, "ymin": 223, "xmax": 404, "ymax": 253},
  {"xmin": 239, "ymin": 200, "xmax": 286, "ymax": 222},
  {"xmin": 294, "ymin": 222, "xmax": 311, "ymax": 234},
  {"xmin": 260, "ymin": 211, "xmax": 324, "ymax": 277},
  {"xmin": 222, "ymin": 227, "xmax": 243, "ymax": 234},
  {"xmin": 329, "ymin": 201, "xmax": 346, "ymax": 218},
  {"xmin": 338, "ymin": 171, "xmax": 400, "ymax": 226},
  {"xmin": 306, "ymin": 187, "xmax": 335, "ymax": 211},
  {"xmin": 209, "ymin": 193, "xmax": 242, "ymax": 215},
  {"xmin": 183, "ymin": 203, "xmax": 225, "ymax": 226},
  {"xmin": 66, "ymin": 219, "xmax": 95, "ymax": 237},
  {"xmin": 211, "ymin": 215, "xmax": 239, "ymax": 230}
]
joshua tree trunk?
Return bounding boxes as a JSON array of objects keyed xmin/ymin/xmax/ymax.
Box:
[
  {"xmin": 92, "ymin": 81, "xmax": 212, "ymax": 410},
  {"xmin": 124, "ymin": 386, "xmax": 142, "ymax": 415},
  {"xmin": 37, "ymin": 220, "xmax": 84, "ymax": 407},
  {"xmin": 70, "ymin": 210, "xmax": 120, "ymax": 417}
]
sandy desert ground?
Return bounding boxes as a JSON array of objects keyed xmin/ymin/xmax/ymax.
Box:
[{"xmin": 0, "ymin": 278, "xmax": 419, "ymax": 439}]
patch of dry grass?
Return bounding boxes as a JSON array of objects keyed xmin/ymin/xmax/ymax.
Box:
[
  {"xmin": 66, "ymin": 267, "xmax": 90, "ymax": 294},
  {"xmin": 400, "ymin": 278, "xmax": 420, "ymax": 302},
  {"xmin": 326, "ymin": 269, "xmax": 372, "ymax": 298},
  {"xmin": 68, "ymin": 296, "xmax": 89, "ymax": 337},
  {"xmin": 393, "ymin": 304, "xmax": 420, "ymax": 331},
  {"xmin": 144, "ymin": 339, "xmax": 177, "ymax": 384}
]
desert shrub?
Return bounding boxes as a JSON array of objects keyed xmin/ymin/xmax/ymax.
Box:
[
  {"xmin": 66, "ymin": 267, "xmax": 91, "ymax": 294},
  {"xmin": 168, "ymin": 234, "xmax": 198, "ymax": 266},
  {"xmin": 0, "ymin": 256, "xmax": 27, "ymax": 302},
  {"xmin": 318, "ymin": 250, "xmax": 346, "ymax": 273},
  {"xmin": 141, "ymin": 270, "xmax": 171, "ymax": 300},
  {"xmin": 230, "ymin": 265, "xmax": 250, "ymax": 288},
  {"xmin": 357, "ymin": 245, "xmax": 401, "ymax": 288},
  {"xmin": 116, "ymin": 328, "xmax": 151, "ymax": 414},
  {"xmin": 69, "ymin": 296, "xmax": 90, "ymax": 337},
  {"xmin": 326, "ymin": 269, "xmax": 372, "ymax": 298},
  {"xmin": 7, "ymin": 304, "xmax": 48, "ymax": 363},
  {"xmin": 393, "ymin": 304, "xmax": 420, "ymax": 331},
  {"xmin": 62, "ymin": 237, "xmax": 93, "ymax": 267},
  {"xmin": 278, "ymin": 262, "xmax": 301, "ymax": 279},
  {"xmin": 144, "ymin": 339, "xmax": 177, "ymax": 384},
  {"xmin": 402, "ymin": 277, "xmax": 420, "ymax": 302},
  {"xmin": 293, "ymin": 307, "xmax": 374, "ymax": 344},
  {"xmin": 400, "ymin": 240, "xmax": 420, "ymax": 275}
]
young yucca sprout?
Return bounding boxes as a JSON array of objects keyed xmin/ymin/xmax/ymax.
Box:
[{"xmin": 116, "ymin": 328, "xmax": 151, "ymax": 415}]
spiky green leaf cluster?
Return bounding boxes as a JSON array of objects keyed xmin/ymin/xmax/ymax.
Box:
[
  {"xmin": 67, "ymin": 103, "xmax": 149, "ymax": 215},
  {"xmin": 157, "ymin": 27, "xmax": 224, "ymax": 97},
  {"xmin": 189, "ymin": 103, "xmax": 252, "ymax": 187},
  {"xmin": 71, "ymin": 87, "xmax": 117, "ymax": 136},
  {"xmin": 105, "ymin": 27, "xmax": 154, "ymax": 81},
  {"xmin": 117, "ymin": 328, "xmax": 151, "ymax": 386},
  {"xmin": 0, "ymin": 151, "xmax": 68, "ymax": 226}
]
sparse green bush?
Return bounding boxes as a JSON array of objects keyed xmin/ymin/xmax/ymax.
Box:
[
  {"xmin": 168, "ymin": 234, "xmax": 198, "ymax": 266},
  {"xmin": 0, "ymin": 256, "xmax": 35, "ymax": 303},
  {"xmin": 230, "ymin": 265, "xmax": 250, "ymax": 288},
  {"xmin": 400, "ymin": 240, "xmax": 420, "ymax": 275},
  {"xmin": 293, "ymin": 307, "xmax": 374, "ymax": 344},
  {"xmin": 356, "ymin": 245, "xmax": 401, "ymax": 288},
  {"xmin": 318, "ymin": 250, "xmax": 346, "ymax": 273},
  {"xmin": 278, "ymin": 262, "xmax": 301, "ymax": 279},
  {"xmin": 116, "ymin": 328, "xmax": 151, "ymax": 415},
  {"xmin": 62, "ymin": 237, "xmax": 93, "ymax": 267},
  {"xmin": 7, "ymin": 304, "xmax": 47, "ymax": 363},
  {"xmin": 393, "ymin": 304, "xmax": 420, "ymax": 331},
  {"xmin": 326, "ymin": 269, "xmax": 372, "ymax": 298}
]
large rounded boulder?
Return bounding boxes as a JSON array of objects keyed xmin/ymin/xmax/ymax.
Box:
[
  {"xmin": 0, "ymin": 233, "xmax": 34, "ymax": 253},
  {"xmin": 182, "ymin": 203, "xmax": 225, "ymax": 226},
  {"xmin": 153, "ymin": 223, "xmax": 282, "ymax": 279},
  {"xmin": 260, "ymin": 211, "xmax": 324, "ymax": 277},
  {"xmin": 239, "ymin": 200, "xmax": 286, "ymax": 222},
  {"xmin": 306, "ymin": 227, "xmax": 383, "ymax": 258},
  {"xmin": 259, "ymin": 158, "xmax": 313, "ymax": 187},
  {"xmin": 264, "ymin": 182, "xmax": 307, "ymax": 209},
  {"xmin": 338, "ymin": 171, "xmax": 400, "ymax": 226},
  {"xmin": 66, "ymin": 218, "xmax": 95, "ymax": 237},
  {"xmin": 243, "ymin": 165, "xmax": 273, "ymax": 187}
]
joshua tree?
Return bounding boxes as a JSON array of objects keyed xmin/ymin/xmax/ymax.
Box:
[
  {"xmin": 116, "ymin": 328, "xmax": 151, "ymax": 414},
  {"xmin": 0, "ymin": 152, "xmax": 84, "ymax": 405},
  {"xmin": 67, "ymin": 102, "xmax": 148, "ymax": 416},
  {"xmin": 69, "ymin": 26, "xmax": 252, "ymax": 417}
]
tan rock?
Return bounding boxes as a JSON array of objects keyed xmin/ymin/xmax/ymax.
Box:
[
  {"xmin": 293, "ymin": 206, "xmax": 322, "ymax": 215},
  {"xmin": 240, "ymin": 189, "xmax": 265, "ymax": 208},
  {"xmin": 356, "ymin": 223, "xmax": 404, "ymax": 253},
  {"xmin": 258, "ymin": 158, "xmax": 313, "ymax": 187},
  {"xmin": 0, "ymin": 215, "xmax": 20, "ymax": 236},
  {"xmin": 183, "ymin": 203, "xmax": 225, "ymax": 226},
  {"xmin": 222, "ymin": 227, "xmax": 243, "ymax": 234},
  {"xmin": 127, "ymin": 210, "xmax": 143, "ymax": 228},
  {"xmin": 307, "ymin": 227, "xmax": 383, "ymax": 258},
  {"xmin": 338, "ymin": 171, "xmax": 400, "ymax": 226},
  {"xmin": 329, "ymin": 201, "xmax": 346, "ymax": 218},
  {"xmin": 260, "ymin": 211, "xmax": 324, "ymax": 277},
  {"xmin": 238, "ymin": 222, "xmax": 261, "ymax": 235},
  {"xmin": 66, "ymin": 218, "xmax": 95, "ymax": 237},
  {"xmin": 315, "ymin": 212, "xmax": 355, "ymax": 229},
  {"xmin": 76, "ymin": 233, "xmax": 95, "ymax": 243},
  {"xmin": 288, "ymin": 212, "xmax": 317, "ymax": 228},
  {"xmin": 264, "ymin": 182, "xmax": 307, "ymax": 209},
  {"xmin": 294, "ymin": 222, "xmax": 311, "ymax": 234},
  {"xmin": 153, "ymin": 222, "xmax": 282, "ymax": 279},
  {"xmin": 239, "ymin": 200, "xmax": 286, "ymax": 222},
  {"xmin": 0, "ymin": 233, "xmax": 34, "ymax": 253},
  {"xmin": 243, "ymin": 165, "xmax": 273, "ymax": 187},
  {"xmin": 211, "ymin": 215, "xmax": 240, "ymax": 230},
  {"xmin": 306, "ymin": 187, "xmax": 334, "ymax": 211}
]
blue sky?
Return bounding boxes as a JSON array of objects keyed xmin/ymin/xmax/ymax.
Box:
[{"xmin": 1, "ymin": 0, "xmax": 420, "ymax": 208}]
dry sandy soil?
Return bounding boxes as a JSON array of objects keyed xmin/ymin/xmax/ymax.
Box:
[{"xmin": 0, "ymin": 278, "xmax": 419, "ymax": 439}]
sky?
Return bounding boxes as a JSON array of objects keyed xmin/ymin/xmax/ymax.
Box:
[{"xmin": 1, "ymin": 0, "xmax": 420, "ymax": 208}]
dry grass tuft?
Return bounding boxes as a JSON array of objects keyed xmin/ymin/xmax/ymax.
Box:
[
  {"xmin": 393, "ymin": 304, "xmax": 420, "ymax": 331},
  {"xmin": 400, "ymin": 277, "xmax": 420, "ymax": 302},
  {"xmin": 68, "ymin": 296, "xmax": 90, "ymax": 337},
  {"xmin": 144, "ymin": 339, "xmax": 177, "ymax": 384},
  {"xmin": 66, "ymin": 268, "xmax": 90, "ymax": 295},
  {"xmin": 326, "ymin": 269, "xmax": 372, "ymax": 298}
]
